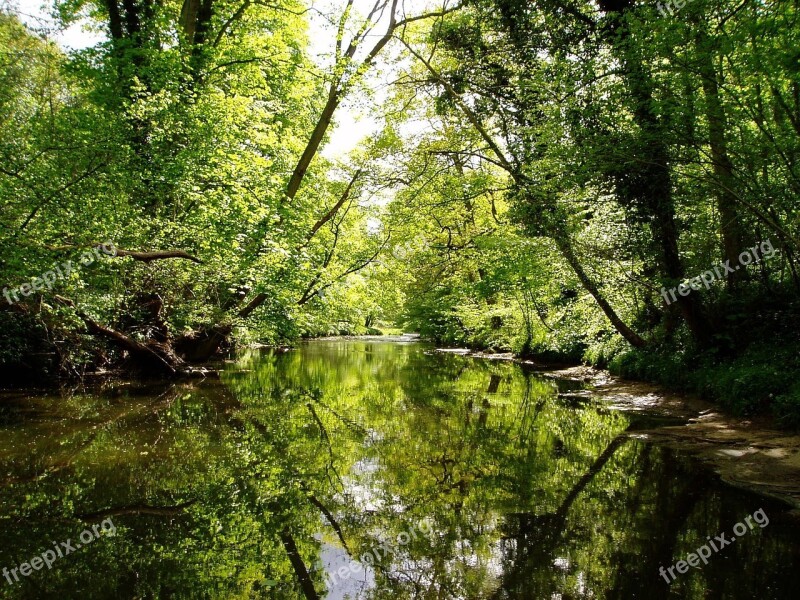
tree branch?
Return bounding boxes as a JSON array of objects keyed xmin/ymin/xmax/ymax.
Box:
[
  {"xmin": 78, "ymin": 500, "xmax": 196, "ymax": 521},
  {"xmin": 398, "ymin": 37, "xmax": 515, "ymax": 174},
  {"xmin": 297, "ymin": 235, "xmax": 391, "ymax": 305},
  {"xmin": 113, "ymin": 249, "xmax": 203, "ymax": 263},
  {"xmin": 53, "ymin": 296, "xmax": 179, "ymax": 375},
  {"xmin": 303, "ymin": 169, "xmax": 363, "ymax": 246},
  {"xmin": 213, "ymin": 0, "xmax": 251, "ymax": 47}
]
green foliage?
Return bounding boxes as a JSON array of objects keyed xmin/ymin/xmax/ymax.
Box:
[
  {"xmin": 0, "ymin": 310, "xmax": 54, "ymax": 380},
  {"xmin": 1, "ymin": 0, "xmax": 799, "ymax": 426},
  {"xmin": 610, "ymin": 340, "xmax": 800, "ymax": 423}
]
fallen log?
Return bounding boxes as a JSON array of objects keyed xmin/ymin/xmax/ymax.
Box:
[{"xmin": 53, "ymin": 296, "xmax": 182, "ymax": 376}]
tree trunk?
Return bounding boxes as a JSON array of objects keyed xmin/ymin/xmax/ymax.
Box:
[
  {"xmin": 695, "ymin": 25, "xmax": 746, "ymax": 288},
  {"xmin": 553, "ymin": 235, "xmax": 648, "ymax": 348},
  {"xmin": 286, "ymin": 84, "xmax": 340, "ymax": 201},
  {"xmin": 600, "ymin": 1, "xmax": 712, "ymax": 346},
  {"xmin": 174, "ymin": 324, "xmax": 233, "ymax": 363}
]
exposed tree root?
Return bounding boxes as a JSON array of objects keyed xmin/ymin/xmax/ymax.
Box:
[
  {"xmin": 174, "ymin": 324, "xmax": 233, "ymax": 363},
  {"xmin": 54, "ymin": 296, "xmax": 184, "ymax": 376}
]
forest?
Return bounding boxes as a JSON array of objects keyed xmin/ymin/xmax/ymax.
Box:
[
  {"xmin": 1, "ymin": 0, "xmax": 799, "ymax": 426},
  {"xmin": 3, "ymin": 2, "xmax": 800, "ymax": 598}
]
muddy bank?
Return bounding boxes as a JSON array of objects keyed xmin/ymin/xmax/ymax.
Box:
[
  {"xmin": 437, "ymin": 349, "xmax": 800, "ymax": 512},
  {"xmin": 583, "ymin": 370, "xmax": 800, "ymax": 511}
]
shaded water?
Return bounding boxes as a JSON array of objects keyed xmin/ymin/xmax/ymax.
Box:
[{"xmin": 0, "ymin": 339, "xmax": 798, "ymax": 599}]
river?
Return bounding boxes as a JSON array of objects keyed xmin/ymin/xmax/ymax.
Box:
[{"xmin": 0, "ymin": 338, "xmax": 798, "ymax": 599}]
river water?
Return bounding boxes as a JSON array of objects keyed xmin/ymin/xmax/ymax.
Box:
[{"xmin": 0, "ymin": 339, "xmax": 798, "ymax": 599}]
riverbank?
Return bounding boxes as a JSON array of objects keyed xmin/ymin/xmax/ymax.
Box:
[{"xmin": 436, "ymin": 348, "xmax": 800, "ymax": 512}]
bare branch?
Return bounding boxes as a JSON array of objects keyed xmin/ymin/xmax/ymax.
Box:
[
  {"xmin": 113, "ymin": 249, "xmax": 203, "ymax": 264},
  {"xmin": 213, "ymin": 0, "xmax": 251, "ymax": 47},
  {"xmin": 303, "ymin": 169, "xmax": 363, "ymax": 246},
  {"xmin": 398, "ymin": 37, "xmax": 515, "ymax": 174}
]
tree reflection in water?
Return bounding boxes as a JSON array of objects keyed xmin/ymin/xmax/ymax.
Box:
[{"xmin": 0, "ymin": 340, "xmax": 798, "ymax": 599}]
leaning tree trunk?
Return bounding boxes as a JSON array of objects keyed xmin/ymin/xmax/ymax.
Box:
[
  {"xmin": 599, "ymin": 0, "xmax": 713, "ymax": 346},
  {"xmin": 54, "ymin": 296, "xmax": 183, "ymax": 376},
  {"xmin": 553, "ymin": 234, "xmax": 648, "ymax": 349}
]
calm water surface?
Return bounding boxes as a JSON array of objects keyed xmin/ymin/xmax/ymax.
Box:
[{"xmin": 0, "ymin": 339, "xmax": 798, "ymax": 599}]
